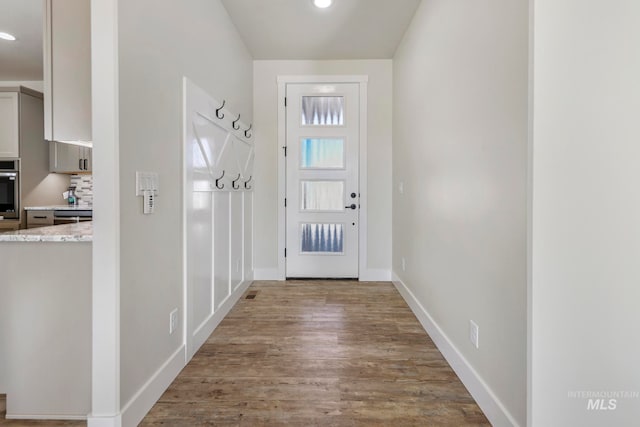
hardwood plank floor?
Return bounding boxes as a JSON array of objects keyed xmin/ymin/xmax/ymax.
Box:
[
  {"xmin": 142, "ymin": 280, "xmax": 489, "ymax": 426},
  {"xmin": 1, "ymin": 280, "xmax": 489, "ymax": 426}
]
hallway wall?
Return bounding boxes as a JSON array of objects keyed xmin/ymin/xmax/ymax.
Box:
[
  {"xmin": 392, "ymin": 0, "xmax": 528, "ymax": 425},
  {"xmin": 116, "ymin": 0, "xmax": 253, "ymax": 413},
  {"xmin": 252, "ymin": 60, "xmax": 393, "ymax": 279},
  {"xmin": 530, "ymin": 0, "xmax": 640, "ymax": 425}
]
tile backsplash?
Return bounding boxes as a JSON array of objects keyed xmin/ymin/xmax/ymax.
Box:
[{"xmin": 70, "ymin": 174, "xmax": 93, "ymax": 206}]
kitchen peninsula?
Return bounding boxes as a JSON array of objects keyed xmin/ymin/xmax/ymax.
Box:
[
  {"xmin": 24, "ymin": 205, "xmax": 93, "ymax": 229},
  {"xmin": 0, "ymin": 221, "xmax": 92, "ymax": 241},
  {"xmin": 0, "ymin": 222, "xmax": 91, "ymax": 419}
]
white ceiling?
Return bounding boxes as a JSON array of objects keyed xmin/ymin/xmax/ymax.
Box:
[
  {"xmin": 220, "ymin": 0, "xmax": 422, "ymax": 60},
  {"xmin": 0, "ymin": 0, "xmax": 422, "ymax": 82},
  {"xmin": 0, "ymin": 0, "xmax": 43, "ymax": 80}
]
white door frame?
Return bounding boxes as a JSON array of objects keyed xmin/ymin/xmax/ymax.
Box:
[{"xmin": 277, "ymin": 75, "xmax": 368, "ymax": 280}]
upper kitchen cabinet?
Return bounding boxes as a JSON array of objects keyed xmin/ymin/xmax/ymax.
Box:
[
  {"xmin": 43, "ymin": 0, "xmax": 92, "ymax": 143},
  {"xmin": 0, "ymin": 88, "xmax": 46, "ymax": 160},
  {"xmin": 0, "ymin": 92, "xmax": 20, "ymax": 158},
  {"xmin": 50, "ymin": 141, "xmax": 92, "ymax": 173}
]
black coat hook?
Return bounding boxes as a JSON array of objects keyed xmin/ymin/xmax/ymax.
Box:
[
  {"xmin": 244, "ymin": 176, "xmax": 252, "ymax": 190},
  {"xmin": 215, "ymin": 100, "xmax": 225, "ymax": 119},
  {"xmin": 215, "ymin": 170, "xmax": 225, "ymax": 189},
  {"xmin": 232, "ymin": 173, "xmax": 241, "ymax": 190},
  {"xmin": 244, "ymin": 124, "xmax": 252, "ymax": 138},
  {"xmin": 232, "ymin": 114, "xmax": 241, "ymax": 130}
]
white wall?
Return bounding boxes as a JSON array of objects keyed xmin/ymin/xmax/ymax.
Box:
[
  {"xmin": 393, "ymin": 1, "xmax": 528, "ymax": 425},
  {"xmin": 530, "ymin": 1, "xmax": 640, "ymax": 425},
  {"xmin": 117, "ymin": 0, "xmax": 252, "ymax": 411},
  {"xmin": 253, "ymin": 60, "xmax": 392, "ymax": 278}
]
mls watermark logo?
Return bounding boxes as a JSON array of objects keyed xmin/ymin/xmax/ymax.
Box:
[
  {"xmin": 568, "ymin": 390, "xmax": 640, "ymax": 411},
  {"xmin": 586, "ymin": 398, "xmax": 617, "ymax": 411}
]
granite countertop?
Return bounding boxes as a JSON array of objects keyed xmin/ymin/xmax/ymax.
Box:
[
  {"xmin": 0, "ymin": 222, "xmax": 93, "ymax": 242},
  {"xmin": 24, "ymin": 205, "xmax": 93, "ymax": 211}
]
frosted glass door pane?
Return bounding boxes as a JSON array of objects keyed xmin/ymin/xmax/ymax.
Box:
[
  {"xmin": 301, "ymin": 138, "xmax": 344, "ymax": 169},
  {"xmin": 301, "ymin": 181, "xmax": 344, "ymax": 211},
  {"xmin": 301, "ymin": 224, "xmax": 344, "ymax": 254},
  {"xmin": 302, "ymin": 96, "xmax": 344, "ymax": 125}
]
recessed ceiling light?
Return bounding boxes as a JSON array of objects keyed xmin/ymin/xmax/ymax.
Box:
[
  {"xmin": 0, "ymin": 32, "xmax": 16, "ymax": 41},
  {"xmin": 313, "ymin": 0, "xmax": 333, "ymax": 9}
]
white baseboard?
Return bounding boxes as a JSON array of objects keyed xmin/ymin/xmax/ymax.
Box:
[
  {"xmin": 255, "ymin": 268, "xmax": 391, "ymax": 282},
  {"xmin": 253, "ymin": 268, "xmax": 280, "ymax": 280},
  {"xmin": 217, "ymin": 279, "xmax": 251, "ymax": 322},
  {"xmin": 87, "ymin": 415, "xmax": 122, "ymax": 427},
  {"xmin": 126, "ymin": 279, "xmax": 253, "ymax": 427},
  {"xmin": 392, "ymin": 273, "xmax": 520, "ymax": 427},
  {"xmin": 87, "ymin": 279, "xmax": 253, "ymax": 427},
  {"xmin": 359, "ymin": 269, "xmax": 392, "ymax": 282},
  {"xmin": 119, "ymin": 345, "xmax": 185, "ymax": 427},
  {"xmin": 7, "ymin": 414, "xmax": 86, "ymax": 421},
  {"xmin": 189, "ymin": 278, "xmax": 252, "ymax": 360}
]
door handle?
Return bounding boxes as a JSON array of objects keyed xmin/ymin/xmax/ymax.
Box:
[{"xmin": 345, "ymin": 204, "xmax": 357, "ymax": 210}]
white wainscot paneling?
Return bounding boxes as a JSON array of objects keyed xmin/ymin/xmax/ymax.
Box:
[
  {"xmin": 188, "ymin": 190, "xmax": 213, "ymax": 334},
  {"xmin": 230, "ymin": 192, "xmax": 244, "ymax": 291},
  {"xmin": 214, "ymin": 192, "xmax": 231, "ymax": 310},
  {"xmin": 183, "ymin": 78, "xmax": 254, "ymax": 364},
  {"xmin": 244, "ymin": 192, "xmax": 253, "ymax": 277}
]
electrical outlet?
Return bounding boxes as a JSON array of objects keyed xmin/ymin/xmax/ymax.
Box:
[
  {"xmin": 469, "ymin": 320, "xmax": 479, "ymax": 349},
  {"xmin": 399, "ymin": 181, "xmax": 404, "ymax": 194},
  {"xmin": 401, "ymin": 257, "xmax": 406, "ymax": 272},
  {"xmin": 169, "ymin": 309, "xmax": 178, "ymax": 335}
]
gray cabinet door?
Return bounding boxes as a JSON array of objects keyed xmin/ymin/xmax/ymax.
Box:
[
  {"xmin": 0, "ymin": 92, "xmax": 19, "ymax": 157},
  {"xmin": 50, "ymin": 142, "xmax": 93, "ymax": 173},
  {"xmin": 50, "ymin": 142, "xmax": 80, "ymax": 173},
  {"xmin": 44, "ymin": 0, "xmax": 92, "ymax": 142}
]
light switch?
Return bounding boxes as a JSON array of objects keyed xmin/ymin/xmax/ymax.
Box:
[
  {"xmin": 136, "ymin": 172, "xmax": 159, "ymax": 196},
  {"xmin": 136, "ymin": 172, "xmax": 159, "ymax": 214}
]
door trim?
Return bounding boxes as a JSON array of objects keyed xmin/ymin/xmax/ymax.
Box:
[{"xmin": 277, "ymin": 75, "xmax": 368, "ymax": 281}]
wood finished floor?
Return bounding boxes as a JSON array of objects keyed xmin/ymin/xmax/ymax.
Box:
[
  {"xmin": 1, "ymin": 280, "xmax": 489, "ymax": 426},
  {"xmin": 142, "ymin": 280, "xmax": 489, "ymax": 426}
]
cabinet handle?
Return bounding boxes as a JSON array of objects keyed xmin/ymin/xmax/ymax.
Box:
[
  {"xmin": 79, "ymin": 159, "xmax": 84, "ymax": 170},
  {"xmin": 33, "ymin": 216, "xmax": 48, "ymax": 219},
  {"xmin": 84, "ymin": 159, "xmax": 88, "ymax": 170}
]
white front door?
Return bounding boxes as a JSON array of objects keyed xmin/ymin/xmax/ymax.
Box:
[{"xmin": 285, "ymin": 83, "xmax": 360, "ymax": 278}]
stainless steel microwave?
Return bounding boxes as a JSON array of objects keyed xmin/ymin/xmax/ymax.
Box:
[{"xmin": 0, "ymin": 160, "xmax": 19, "ymax": 219}]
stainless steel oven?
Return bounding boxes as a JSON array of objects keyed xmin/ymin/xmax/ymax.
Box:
[{"xmin": 0, "ymin": 160, "xmax": 19, "ymax": 219}]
